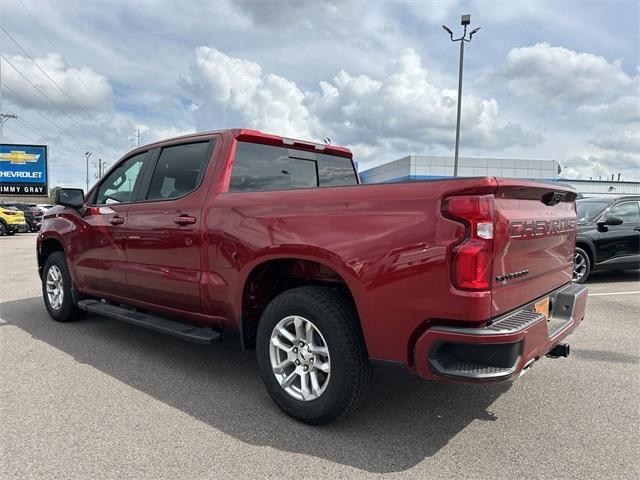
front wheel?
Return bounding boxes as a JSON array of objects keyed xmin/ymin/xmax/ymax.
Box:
[
  {"xmin": 256, "ymin": 286, "xmax": 372, "ymax": 425},
  {"xmin": 573, "ymin": 247, "xmax": 591, "ymax": 284},
  {"xmin": 42, "ymin": 252, "xmax": 85, "ymax": 322}
]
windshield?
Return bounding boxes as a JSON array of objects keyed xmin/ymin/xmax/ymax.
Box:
[{"xmin": 576, "ymin": 201, "xmax": 609, "ymax": 221}]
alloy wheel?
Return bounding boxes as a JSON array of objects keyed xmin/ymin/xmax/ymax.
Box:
[
  {"xmin": 573, "ymin": 252, "xmax": 587, "ymax": 282},
  {"xmin": 46, "ymin": 265, "xmax": 64, "ymax": 310},
  {"xmin": 269, "ymin": 315, "xmax": 331, "ymax": 401}
]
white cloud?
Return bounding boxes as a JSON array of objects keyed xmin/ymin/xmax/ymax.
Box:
[
  {"xmin": 180, "ymin": 47, "xmax": 317, "ymax": 139},
  {"xmin": 563, "ymin": 153, "xmax": 639, "ymax": 182},
  {"xmin": 485, "ymin": 42, "xmax": 639, "ymax": 180},
  {"xmin": 1, "ymin": 1, "xmax": 638, "ymax": 185},
  {"xmin": 575, "ymin": 94, "xmax": 640, "ymax": 125},
  {"xmin": 495, "ymin": 43, "xmax": 637, "ymax": 107},
  {"xmin": 181, "ymin": 47, "xmax": 538, "ymax": 166},
  {"xmin": 2, "ymin": 52, "xmax": 113, "ymax": 113},
  {"xmin": 590, "ymin": 129, "xmax": 640, "ymax": 154}
]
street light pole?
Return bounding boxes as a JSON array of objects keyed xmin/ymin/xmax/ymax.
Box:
[
  {"xmin": 85, "ymin": 151, "xmax": 92, "ymax": 191},
  {"xmin": 443, "ymin": 15, "xmax": 481, "ymax": 177}
]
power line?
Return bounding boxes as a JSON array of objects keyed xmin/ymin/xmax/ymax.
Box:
[
  {"xmin": 0, "ymin": 31, "xmax": 122, "ymax": 151},
  {"xmin": 5, "ymin": 122, "xmax": 89, "ymax": 190},
  {"xmin": 4, "ymin": 122, "xmax": 34, "ymax": 142},
  {"xmin": 0, "ymin": 24, "xmax": 87, "ymax": 111},
  {"xmin": 16, "ymin": 0, "xmax": 95, "ymax": 98},
  {"xmin": 6, "ymin": 121, "xmax": 75, "ymax": 157},
  {"xmin": 0, "ymin": 54, "xmax": 102, "ymax": 152},
  {"xmin": 2, "ymin": 81, "xmax": 99, "ymax": 153},
  {"xmin": 15, "ymin": 117, "xmax": 80, "ymax": 156},
  {"xmin": 0, "ymin": 24, "xmax": 119, "ymax": 149}
]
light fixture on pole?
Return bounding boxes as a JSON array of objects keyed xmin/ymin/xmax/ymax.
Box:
[{"xmin": 442, "ymin": 14, "xmax": 481, "ymax": 177}]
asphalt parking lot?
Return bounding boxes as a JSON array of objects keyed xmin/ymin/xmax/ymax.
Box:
[{"xmin": 1, "ymin": 233, "xmax": 638, "ymax": 479}]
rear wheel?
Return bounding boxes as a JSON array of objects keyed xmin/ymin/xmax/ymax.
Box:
[
  {"xmin": 42, "ymin": 252, "xmax": 85, "ymax": 322},
  {"xmin": 256, "ymin": 286, "xmax": 372, "ymax": 425},
  {"xmin": 573, "ymin": 247, "xmax": 591, "ymax": 283}
]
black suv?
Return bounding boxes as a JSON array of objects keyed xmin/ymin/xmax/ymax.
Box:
[
  {"xmin": 574, "ymin": 196, "xmax": 640, "ymax": 282},
  {"xmin": 4, "ymin": 203, "xmax": 43, "ymax": 232}
]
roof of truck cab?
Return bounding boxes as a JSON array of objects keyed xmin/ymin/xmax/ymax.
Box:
[{"xmin": 135, "ymin": 128, "xmax": 352, "ymax": 158}]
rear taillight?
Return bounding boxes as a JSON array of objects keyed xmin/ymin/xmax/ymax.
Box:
[
  {"xmin": 443, "ymin": 195, "xmax": 495, "ymax": 291},
  {"xmin": 3, "ymin": 210, "xmax": 16, "ymax": 215}
]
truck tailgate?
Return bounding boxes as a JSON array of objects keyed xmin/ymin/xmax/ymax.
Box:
[{"xmin": 491, "ymin": 179, "xmax": 577, "ymax": 316}]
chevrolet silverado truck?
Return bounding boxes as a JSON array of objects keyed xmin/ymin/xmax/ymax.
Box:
[{"xmin": 38, "ymin": 129, "xmax": 587, "ymax": 424}]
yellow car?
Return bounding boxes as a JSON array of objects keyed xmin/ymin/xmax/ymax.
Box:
[{"xmin": 0, "ymin": 204, "xmax": 28, "ymax": 235}]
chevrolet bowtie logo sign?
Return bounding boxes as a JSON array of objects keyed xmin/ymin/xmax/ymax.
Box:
[{"xmin": 0, "ymin": 150, "xmax": 41, "ymax": 165}]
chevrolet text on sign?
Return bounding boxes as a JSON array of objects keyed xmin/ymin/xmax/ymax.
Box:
[{"xmin": 0, "ymin": 143, "xmax": 48, "ymax": 195}]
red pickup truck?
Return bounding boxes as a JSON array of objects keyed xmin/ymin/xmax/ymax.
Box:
[{"xmin": 38, "ymin": 129, "xmax": 587, "ymax": 424}]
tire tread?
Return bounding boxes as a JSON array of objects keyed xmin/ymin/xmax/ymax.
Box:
[
  {"xmin": 257, "ymin": 286, "xmax": 372, "ymax": 424},
  {"xmin": 42, "ymin": 252, "xmax": 85, "ymax": 322}
]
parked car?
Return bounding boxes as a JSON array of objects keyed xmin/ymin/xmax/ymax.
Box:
[
  {"xmin": 574, "ymin": 196, "xmax": 640, "ymax": 283},
  {"xmin": 38, "ymin": 129, "xmax": 587, "ymax": 424},
  {"xmin": 5, "ymin": 203, "xmax": 44, "ymax": 232},
  {"xmin": 0, "ymin": 204, "xmax": 28, "ymax": 235}
]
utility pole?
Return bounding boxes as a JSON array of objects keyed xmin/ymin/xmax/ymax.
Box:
[
  {"xmin": 85, "ymin": 151, "xmax": 92, "ymax": 191},
  {"xmin": 129, "ymin": 128, "xmax": 140, "ymax": 148},
  {"xmin": 442, "ymin": 15, "xmax": 481, "ymax": 176},
  {"xmin": 0, "ymin": 55, "xmax": 18, "ymax": 142},
  {"xmin": 0, "ymin": 113, "xmax": 17, "ymax": 142},
  {"xmin": 94, "ymin": 158, "xmax": 108, "ymax": 179}
]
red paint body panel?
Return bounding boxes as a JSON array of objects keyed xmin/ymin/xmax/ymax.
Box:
[{"xmin": 38, "ymin": 129, "xmax": 586, "ymax": 379}]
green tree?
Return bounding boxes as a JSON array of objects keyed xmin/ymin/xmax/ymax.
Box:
[{"xmin": 48, "ymin": 186, "xmax": 62, "ymax": 204}]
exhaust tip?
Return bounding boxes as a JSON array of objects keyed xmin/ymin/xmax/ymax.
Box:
[{"xmin": 547, "ymin": 343, "xmax": 570, "ymax": 358}]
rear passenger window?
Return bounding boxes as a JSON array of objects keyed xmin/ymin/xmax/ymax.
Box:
[
  {"xmin": 146, "ymin": 142, "xmax": 211, "ymax": 200},
  {"xmin": 608, "ymin": 202, "xmax": 640, "ymax": 224},
  {"xmin": 318, "ymin": 155, "xmax": 358, "ymax": 187},
  {"xmin": 229, "ymin": 142, "xmax": 357, "ymax": 193}
]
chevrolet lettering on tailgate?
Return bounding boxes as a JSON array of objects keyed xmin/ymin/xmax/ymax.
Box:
[{"xmin": 509, "ymin": 218, "xmax": 577, "ymax": 238}]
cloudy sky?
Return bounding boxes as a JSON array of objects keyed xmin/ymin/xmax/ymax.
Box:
[{"xmin": 1, "ymin": 0, "xmax": 638, "ymax": 188}]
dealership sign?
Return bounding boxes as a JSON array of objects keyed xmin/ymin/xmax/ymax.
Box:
[{"xmin": 0, "ymin": 143, "xmax": 48, "ymax": 195}]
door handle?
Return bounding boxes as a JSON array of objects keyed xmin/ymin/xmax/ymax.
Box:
[
  {"xmin": 174, "ymin": 215, "xmax": 196, "ymax": 225},
  {"xmin": 109, "ymin": 216, "xmax": 125, "ymax": 225}
]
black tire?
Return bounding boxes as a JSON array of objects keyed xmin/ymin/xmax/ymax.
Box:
[
  {"xmin": 256, "ymin": 286, "xmax": 372, "ymax": 425},
  {"xmin": 0, "ymin": 222, "xmax": 6, "ymax": 236},
  {"xmin": 573, "ymin": 247, "xmax": 591, "ymax": 284},
  {"xmin": 2, "ymin": 221, "xmax": 16, "ymax": 235},
  {"xmin": 42, "ymin": 252, "xmax": 85, "ymax": 322}
]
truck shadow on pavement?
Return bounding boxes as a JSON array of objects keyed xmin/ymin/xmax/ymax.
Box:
[{"xmin": 2, "ymin": 297, "xmax": 511, "ymax": 474}]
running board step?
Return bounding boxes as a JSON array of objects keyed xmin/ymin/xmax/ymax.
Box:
[{"xmin": 77, "ymin": 299, "xmax": 221, "ymax": 344}]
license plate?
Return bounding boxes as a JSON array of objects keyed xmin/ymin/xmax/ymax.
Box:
[{"xmin": 534, "ymin": 297, "xmax": 550, "ymax": 320}]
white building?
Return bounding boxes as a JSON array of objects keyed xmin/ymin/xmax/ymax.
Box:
[
  {"xmin": 559, "ymin": 179, "xmax": 640, "ymax": 198},
  {"xmin": 359, "ymin": 155, "xmax": 559, "ymax": 184}
]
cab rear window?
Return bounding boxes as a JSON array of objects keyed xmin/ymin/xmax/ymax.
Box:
[{"xmin": 229, "ymin": 142, "xmax": 357, "ymax": 193}]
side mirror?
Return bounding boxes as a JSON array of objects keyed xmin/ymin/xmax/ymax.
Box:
[
  {"xmin": 597, "ymin": 215, "xmax": 623, "ymax": 231},
  {"xmin": 55, "ymin": 188, "xmax": 85, "ymax": 209}
]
